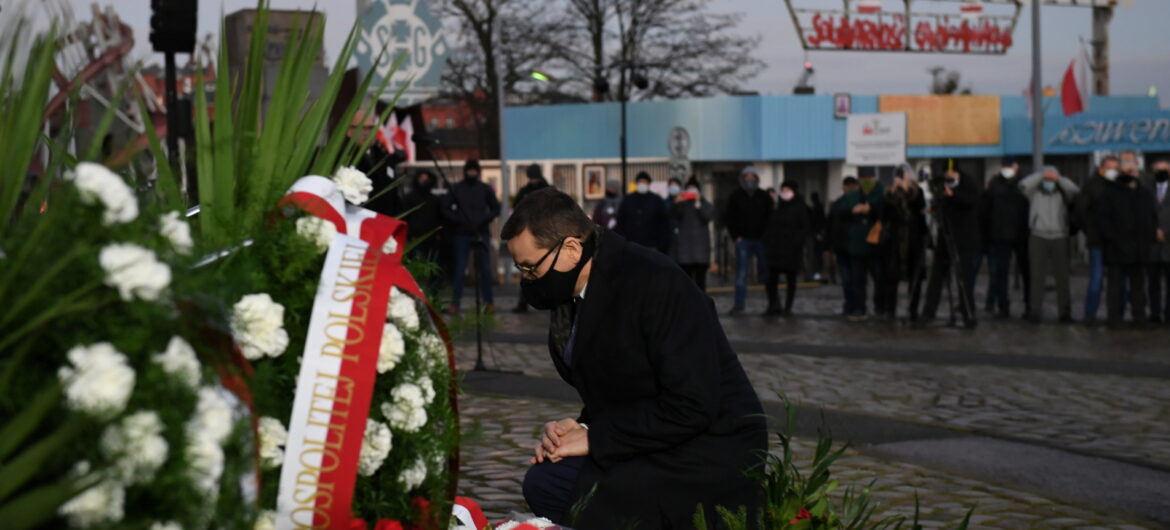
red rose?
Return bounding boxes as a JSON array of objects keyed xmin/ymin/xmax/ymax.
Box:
[{"xmin": 789, "ymin": 506, "xmax": 811, "ymax": 524}]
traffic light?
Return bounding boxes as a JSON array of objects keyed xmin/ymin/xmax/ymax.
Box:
[{"xmin": 150, "ymin": 0, "xmax": 197, "ymax": 54}]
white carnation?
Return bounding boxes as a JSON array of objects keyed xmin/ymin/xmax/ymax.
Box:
[
  {"xmin": 258, "ymin": 416, "xmax": 289, "ymax": 470},
  {"xmin": 230, "ymin": 293, "xmax": 289, "ymax": 360},
  {"xmin": 382, "ymin": 236, "xmax": 398, "ymax": 255},
  {"xmin": 295, "ymin": 216, "xmax": 336, "ymax": 253},
  {"xmin": 101, "ymin": 410, "xmax": 168, "ymax": 484},
  {"xmin": 188, "ymin": 386, "xmax": 234, "ymax": 445},
  {"xmin": 66, "ymin": 162, "xmax": 138, "ymax": 225},
  {"xmin": 153, "ymin": 336, "xmax": 201, "ymax": 389},
  {"xmin": 151, "ymin": 521, "xmax": 183, "ymax": 530},
  {"xmin": 387, "ymin": 287, "xmax": 419, "ymax": 331},
  {"xmin": 332, "ymin": 166, "xmax": 373, "ymax": 204},
  {"xmin": 420, "ymin": 333, "xmax": 447, "ymax": 369},
  {"xmin": 159, "ymin": 210, "xmax": 194, "ymax": 254},
  {"xmin": 99, "ymin": 243, "xmax": 171, "ymax": 302},
  {"xmin": 58, "ymin": 479, "xmax": 125, "ymax": 527},
  {"xmin": 57, "ymin": 342, "xmax": 135, "ymax": 419},
  {"xmin": 496, "ymin": 523, "xmax": 520, "ymax": 530},
  {"xmin": 378, "ymin": 323, "xmax": 405, "ymax": 374},
  {"xmin": 187, "ymin": 433, "xmax": 225, "ymax": 497},
  {"xmin": 381, "ymin": 383, "xmax": 428, "ymax": 432},
  {"xmin": 417, "ymin": 375, "xmax": 436, "ymax": 406},
  {"xmin": 254, "ymin": 510, "xmax": 276, "ymax": 530},
  {"xmin": 358, "ymin": 419, "xmax": 393, "ymax": 476},
  {"xmin": 398, "ymin": 457, "xmax": 427, "ymax": 491}
]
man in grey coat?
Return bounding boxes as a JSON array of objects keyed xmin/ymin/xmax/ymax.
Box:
[
  {"xmin": 1147, "ymin": 159, "xmax": 1170, "ymax": 324},
  {"xmin": 1020, "ymin": 166, "xmax": 1080, "ymax": 323}
]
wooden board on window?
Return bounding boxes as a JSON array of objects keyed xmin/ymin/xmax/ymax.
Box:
[{"xmin": 879, "ymin": 95, "xmax": 1001, "ymax": 146}]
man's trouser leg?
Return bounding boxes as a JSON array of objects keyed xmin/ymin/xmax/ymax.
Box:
[
  {"xmin": 523, "ymin": 457, "xmax": 585, "ymax": 524},
  {"xmin": 1028, "ymin": 236, "xmax": 1049, "ymax": 319},
  {"xmin": 1085, "ymin": 248, "xmax": 1105, "ymax": 319},
  {"xmin": 451, "ymin": 234, "xmax": 471, "ymax": 307}
]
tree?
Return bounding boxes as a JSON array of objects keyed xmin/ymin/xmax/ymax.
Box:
[{"xmin": 550, "ymin": 0, "xmax": 764, "ymax": 102}]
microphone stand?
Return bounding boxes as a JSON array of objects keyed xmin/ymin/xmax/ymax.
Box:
[{"xmin": 416, "ymin": 137, "xmax": 517, "ymax": 374}]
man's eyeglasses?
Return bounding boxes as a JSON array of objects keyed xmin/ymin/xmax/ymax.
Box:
[{"xmin": 514, "ymin": 238, "xmax": 565, "ymax": 279}]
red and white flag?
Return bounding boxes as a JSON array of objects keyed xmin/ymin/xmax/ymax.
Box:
[
  {"xmin": 375, "ymin": 113, "xmax": 417, "ymax": 162},
  {"xmin": 857, "ymin": 0, "xmax": 881, "ymax": 14},
  {"xmin": 1061, "ymin": 59, "xmax": 1086, "ymax": 116}
]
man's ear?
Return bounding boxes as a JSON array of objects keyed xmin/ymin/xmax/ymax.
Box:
[{"xmin": 562, "ymin": 237, "xmax": 583, "ymax": 264}]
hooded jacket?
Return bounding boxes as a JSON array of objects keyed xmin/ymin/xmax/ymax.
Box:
[
  {"xmin": 1019, "ymin": 171, "xmax": 1080, "ymax": 240},
  {"xmin": 722, "ymin": 167, "xmax": 773, "ymax": 240}
]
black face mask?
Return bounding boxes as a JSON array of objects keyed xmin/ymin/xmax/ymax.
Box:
[
  {"xmin": 520, "ymin": 236, "xmax": 596, "ymax": 310},
  {"xmin": 417, "ymin": 179, "xmax": 434, "ymax": 190},
  {"xmin": 1156, "ymin": 170, "xmax": 1170, "ymax": 183},
  {"xmin": 464, "ymin": 172, "xmax": 479, "ymax": 181}
]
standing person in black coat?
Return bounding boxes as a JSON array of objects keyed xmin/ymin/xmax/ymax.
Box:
[
  {"xmin": 615, "ymin": 172, "xmax": 670, "ymax": 253},
  {"xmin": 399, "ymin": 171, "xmax": 443, "ymax": 267},
  {"xmin": 878, "ymin": 164, "xmax": 928, "ymax": 322},
  {"xmin": 724, "ymin": 167, "xmax": 774, "ymax": 314},
  {"xmin": 670, "ymin": 177, "xmax": 716, "ymax": 291},
  {"xmin": 763, "ymin": 181, "xmax": 811, "ymax": 316},
  {"xmin": 1147, "ymin": 160, "xmax": 1170, "ymax": 324},
  {"xmin": 807, "ymin": 191, "xmax": 828, "ymax": 282},
  {"xmin": 980, "ymin": 156, "xmax": 1031, "ymax": 319},
  {"xmin": 921, "ymin": 169, "xmax": 981, "ymax": 325},
  {"xmin": 512, "ymin": 164, "xmax": 551, "ymax": 313},
  {"xmin": 1098, "ymin": 172, "xmax": 1158, "ymax": 326},
  {"xmin": 504, "ymin": 188, "xmax": 767, "ymax": 528},
  {"xmin": 442, "ymin": 159, "xmax": 501, "ymax": 313},
  {"xmin": 827, "ymin": 177, "xmax": 860, "ymax": 312}
]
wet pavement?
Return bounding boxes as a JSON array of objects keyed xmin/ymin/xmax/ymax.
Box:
[{"xmin": 449, "ymin": 274, "xmax": 1170, "ymax": 528}]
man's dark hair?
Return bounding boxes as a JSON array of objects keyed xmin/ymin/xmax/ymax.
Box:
[
  {"xmin": 1101, "ymin": 155, "xmax": 1120, "ymax": 165},
  {"xmin": 842, "ymin": 176, "xmax": 859, "ymax": 186},
  {"xmin": 502, "ymin": 187, "xmax": 595, "ymax": 249},
  {"xmin": 635, "ymin": 171, "xmax": 652, "ymax": 183}
]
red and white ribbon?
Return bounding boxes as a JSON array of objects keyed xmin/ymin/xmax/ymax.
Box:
[{"xmin": 274, "ymin": 176, "xmax": 426, "ymax": 529}]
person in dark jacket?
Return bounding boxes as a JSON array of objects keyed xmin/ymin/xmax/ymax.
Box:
[
  {"xmin": 980, "ymin": 156, "xmax": 1032, "ymax": 319},
  {"xmin": 878, "ymin": 164, "xmax": 928, "ymax": 322},
  {"xmin": 1075, "ymin": 156, "xmax": 1120, "ymax": 322},
  {"xmin": 504, "ymin": 188, "xmax": 767, "ymax": 528},
  {"xmin": 399, "ymin": 170, "xmax": 443, "ymax": 259},
  {"xmin": 921, "ymin": 169, "xmax": 981, "ymax": 326},
  {"xmin": 670, "ymin": 177, "xmax": 715, "ymax": 291},
  {"xmin": 591, "ymin": 179, "xmax": 621, "ymax": 231},
  {"xmin": 807, "ymin": 191, "xmax": 828, "ymax": 282},
  {"xmin": 827, "ymin": 177, "xmax": 860, "ymax": 313},
  {"xmin": 1148, "ymin": 159, "xmax": 1170, "ymax": 324},
  {"xmin": 829, "ymin": 167, "xmax": 885, "ymax": 321},
  {"xmin": 512, "ymin": 164, "xmax": 551, "ymax": 313},
  {"xmin": 723, "ymin": 167, "xmax": 774, "ymax": 314},
  {"xmin": 442, "ymin": 159, "xmax": 501, "ymax": 313},
  {"xmin": 615, "ymin": 172, "xmax": 670, "ymax": 253},
  {"xmin": 763, "ymin": 181, "xmax": 811, "ymax": 316},
  {"xmin": 1098, "ymin": 171, "xmax": 1158, "ymax": 326}
]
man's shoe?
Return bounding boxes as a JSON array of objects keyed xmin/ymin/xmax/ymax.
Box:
[
  {"xmin": 1026, "ymin": 314, "xmax": 1042, "ymax": 325},
  {"xmin": 729, "ymin": 307, "xmax": 745, "ymax": 316},
  {"xmin": 994, "ymin": 311, "xmax": 1011, "ymax": 320},
  {"xmin": 762, "ymin": 306, "xmax": 782, "ymax": 316},
  {"xmin": 512, "ymin": 304, "xmax": 528, "ymax": 314},
  {"xmin": 1149, "ymin": 316, "xmax": 1163, "ymax": 325},
  {"xmin": 1058, "ymin": 315, "xmax": 1075, "ymax": 324}
]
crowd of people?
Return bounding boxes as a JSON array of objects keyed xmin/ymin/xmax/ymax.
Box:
[{"xmin": 371, "ymin": 150, "xmax": 1169, "ymax": 328}]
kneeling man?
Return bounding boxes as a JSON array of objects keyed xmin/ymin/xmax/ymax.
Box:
[{"xmin": 503, "ymin": 188, "xmax": 767, "ymax": 529}]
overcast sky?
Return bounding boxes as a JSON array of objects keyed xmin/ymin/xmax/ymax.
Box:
[{"xmin": 45, "ymin": 0, "xmax": 1170, "ymax": 108}]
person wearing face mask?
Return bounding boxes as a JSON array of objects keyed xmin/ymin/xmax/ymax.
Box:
[
  {"xmin": 670, "ymin": 177, "xmax": 715, "ymax": 291},
  {"xmin": 920, "ymin": 168, "xmax": 981, "ymax": 326},
  {"xmin": 503, "ymin": 188, "xmax": 766, "ymax": 528},
  {"xmin": 762, "ymin": 181, "xmax": 811, "ymax": 316},
  {"xmin": 1019, "ymin": 166, "xmax": 1080, "ymax": 323},
  {"xmin": 722, "ymin": 167, "xmax": 774, "ymax": 314},
  {"xmin": 1097, "ymin": 162, "xmax": 1158, "ymax": 327},
  {"xmin": 442, "ymin": 159, "xmax": 501, "ymax": 314},
  {"xmin": 830, "ymin": 167, "xmax": 886, "ymax": 321},
  {"xmin": 591, "ymin": 179, "xmax": 622, "ymax": 230},
  {"xmin": 614, "ymin": 172, "xmax": 670, "ymax": 254},
  {"xmin": 511, "ymin": 164, "xmax": 551, "ymax": 313},
  {"xmin": 877, "ymin": 164, "xmax": 928, "ymax": 322},
  {"xmin": 979, "ymin": 156, "xmax": 1032, "ymax": 319},
  {"xmin": 1146, "ymin": 159, "xmax": 1170, "ymax": 324},
  {"xmin": 1074, "ymin": 155, "xmax": 1121, "ymax": 323}
]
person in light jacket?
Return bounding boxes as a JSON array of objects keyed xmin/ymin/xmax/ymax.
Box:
[{"xmin": 1020, "ymin": 166, "xmax": 1080, "ymax": 323}]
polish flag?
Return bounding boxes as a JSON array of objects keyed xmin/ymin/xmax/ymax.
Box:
[
  {"xmin": 959, "ymin": 1, "xmax": 983, "ymax": 18},
  {"xmin": 857, "ymin": 0, "xmax": 881, "ymax": 14},
  {"xmin": 375, "ymin": 113, "xmax": 417, "ymax": 162},
  {"xmin": 1061, "ymin": 59, "xmax": 1086, "ymax": 116}
]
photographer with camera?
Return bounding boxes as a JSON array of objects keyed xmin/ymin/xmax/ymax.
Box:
[{"xmin": 920, "ymin": 168, "xmax": 981, "ymax": 326}]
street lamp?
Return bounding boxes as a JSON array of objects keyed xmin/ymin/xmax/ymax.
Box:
[{"xmin": 595, "ymin": 63, "xmax": 649, "ymax": 195}]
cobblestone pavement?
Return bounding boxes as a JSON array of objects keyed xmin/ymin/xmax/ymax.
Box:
[
  {"xmin": 457, "ymin": 393, "xmax": 1151, "ymax": 529},
  {"xmin": 456, "ymin": 341, "xmax": 1170, "ymax": 471}
]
